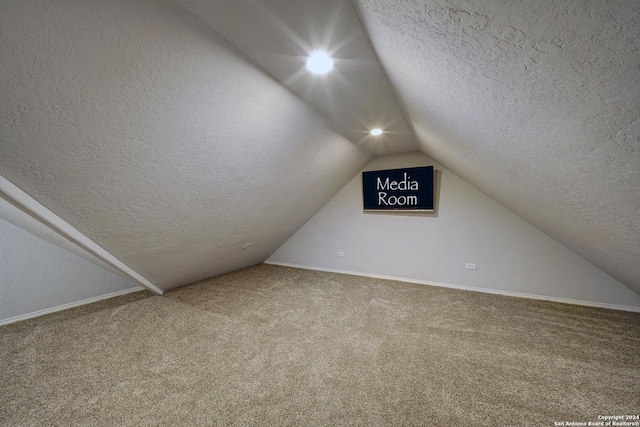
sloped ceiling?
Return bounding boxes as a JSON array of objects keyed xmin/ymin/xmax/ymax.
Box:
[
  {"xmin": 1, "ymin": 0, "xmax": 639, "ymax": 294},
  {"xmin": 0, "ymin": 0, "xmax": 374, "ymax": 289},
  {"xmin": 353, "ymin": 0, "xmax": 640, "ymax": 294},
  {"xmin": 172, "ymin": 0, "xmax": 416, "ymax": 155}
]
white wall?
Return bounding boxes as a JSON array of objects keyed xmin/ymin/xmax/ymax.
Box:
[
  {"xmin": 268, "ymin": 152, "xmax": 640, "ymax": 309},
  {"xmin": 0, "ymin": 196, "xmax": 123, "ymax": 277},
  {"xmin": 0, "ymin": 202, "xmax": 139, "ymax": 324}
]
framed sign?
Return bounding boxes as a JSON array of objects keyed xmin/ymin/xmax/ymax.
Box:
[{"xmin": 362, "ymin": 166, "xmax": 434, "ymax": 211}]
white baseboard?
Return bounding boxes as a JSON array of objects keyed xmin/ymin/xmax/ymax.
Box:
[
  {"xmin": 0, "ymin": 286, "xmax": 145, "ymax": 326},
  {"xmin": 264, "ymin": 261, "xmax": 640, "ymax": 313}
]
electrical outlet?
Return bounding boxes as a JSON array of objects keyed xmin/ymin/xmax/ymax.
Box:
[
  {"xmin": 337, "ymin": 252, "xmax": 345, "ymax": 257},
  {"xmin": 465, "ymin": 263, "xmax": 477, "ymax": 270}
]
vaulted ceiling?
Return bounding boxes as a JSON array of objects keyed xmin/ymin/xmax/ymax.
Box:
[
  {"xmin": 1, "ymin": 0, "xmax": 638, "ymax": 294},
  {"xmin": 353, "ymin": 0, "xmax": 640, "ymax": 294}
]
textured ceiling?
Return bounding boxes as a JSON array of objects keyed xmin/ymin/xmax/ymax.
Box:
[
  {"xmin": 0, "ymin": 0, "xmax": 371, "ymax": 289},
  {"xmin": 353, "ymin": 0, "xmax": 640, "ymax": 293},
  {"xmin": 174, "ymin": 0, "xmax": 417, "ymax": 155},
  {"xmin": 1, "ymin": 0, "xmax": 638, "ymax": 295}
]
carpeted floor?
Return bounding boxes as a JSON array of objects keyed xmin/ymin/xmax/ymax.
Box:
[{"xmin": 1, "ymin": 264, "xmax": 639, "ymax": 426}]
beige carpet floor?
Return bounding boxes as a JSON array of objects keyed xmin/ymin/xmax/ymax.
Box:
[{"xmin": 1, "ymin": 264, "xmax": 639, "ymax": 426}]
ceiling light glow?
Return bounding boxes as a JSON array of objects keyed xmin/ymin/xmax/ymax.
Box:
[
  {"xmin": 306, "ymin": 51, "xmax": 334, "ymax": 75},
  {"xmin": 370, "ymin": 128, "xmax": 383, "ymax": 136}
]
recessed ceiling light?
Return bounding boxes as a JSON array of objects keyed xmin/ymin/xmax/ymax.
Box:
[
  {"xmin": 370, "ymin": 128, "xmax": 383, "ymax": 136},
  {"xmin": 306, "ymin": 51, "xmax": 334, "ymax": 75}
]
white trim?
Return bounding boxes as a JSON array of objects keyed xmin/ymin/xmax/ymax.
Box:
[
  {"xmin": 264, "ymin": 261, "xmax": 640, "ymax": 313},
  {"xmin": 0, "ymin": 287, "xmax": 145, "ymax": 326},
  {"xmin": 0, "ymin": 175, "xmax": 163, "ymax": 295}
]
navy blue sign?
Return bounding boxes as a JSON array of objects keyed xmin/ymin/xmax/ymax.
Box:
[{"xmin": 362, "ymin": 166, "xmax": 434, "ymax": 211}]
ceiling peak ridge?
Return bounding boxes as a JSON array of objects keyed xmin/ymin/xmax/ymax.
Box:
[{"xmin": 172, "ymin": 0, "xmax": 419, "ymax": 155}]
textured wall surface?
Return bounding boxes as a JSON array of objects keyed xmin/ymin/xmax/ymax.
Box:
[
  {"xmin": 354, "ymin": 0, "xmax": 640, "ymax": 293},
  {"xmin": 0, "ymin": 0, "xmax": 371, "ymax": 289},
  {"xmin": 0, "ymin": 212, "xmax": 137, "ymax": 322},
  {"xmin": 269, "ymin": 152, "xmax": 640, "ymax": 308}
]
